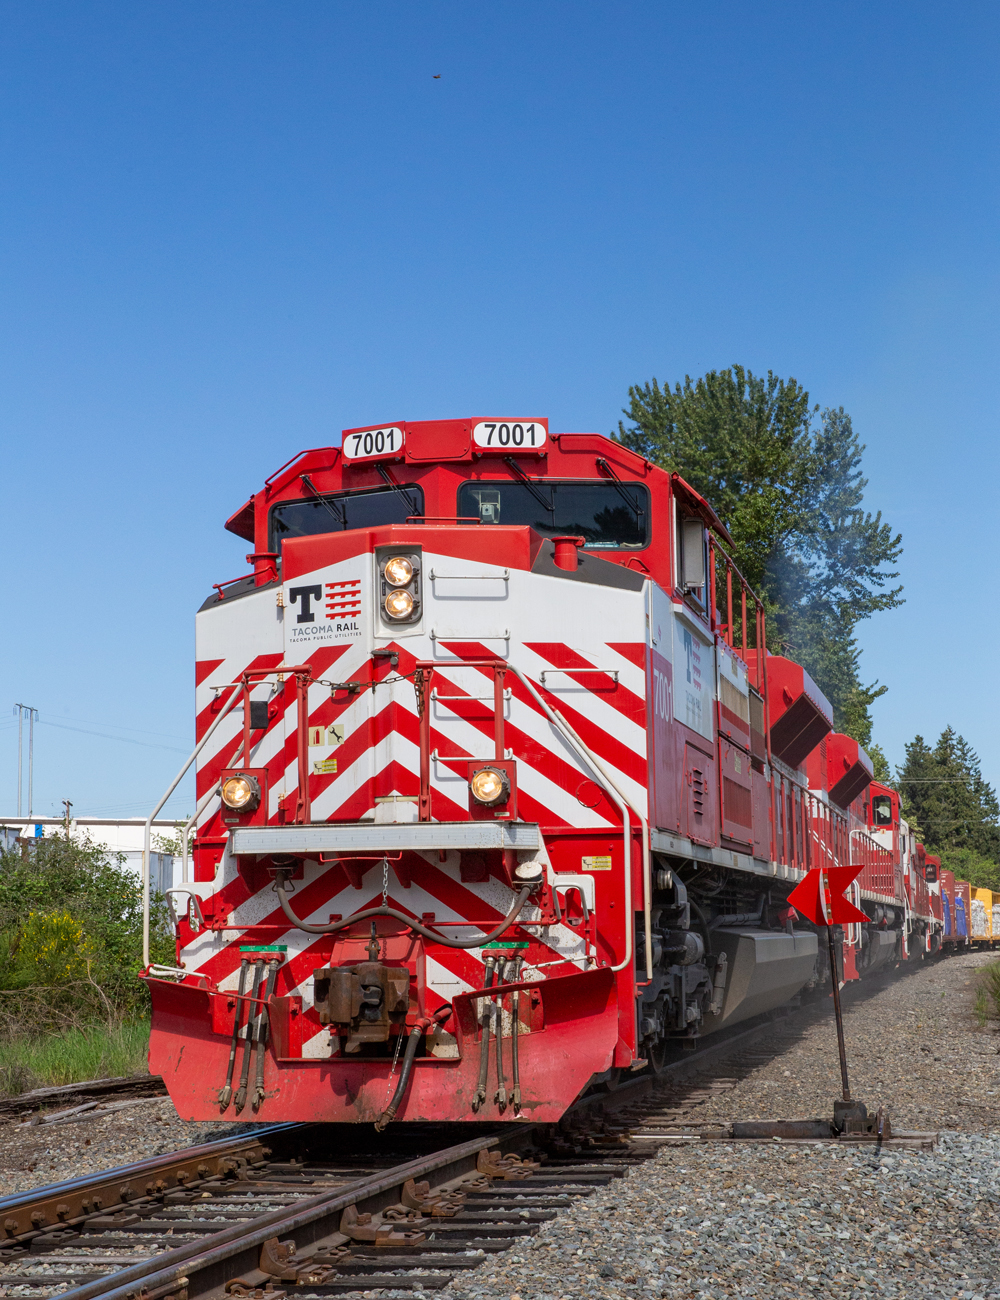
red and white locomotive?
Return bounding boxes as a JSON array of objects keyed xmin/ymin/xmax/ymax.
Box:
[{"xmin": 146, "ymin": 417, "xmax": 943, "ymax": 1125}]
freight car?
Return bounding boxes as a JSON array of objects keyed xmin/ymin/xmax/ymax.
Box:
[
  {"xmin": 971, "ymin": 887, "xmax": 997, "ymax": 949},
  {"xmin": 143, "ymin": 417, "xmax": 966, "ymax": 1125}
]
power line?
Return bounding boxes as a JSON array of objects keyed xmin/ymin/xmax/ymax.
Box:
[
  {"xmin": 42, "ymin": 712, "xmax": 189, "ymax": 743},
  {"xmin": 36, "ymin": 720, "xmax": 188, "ymax": 754}
]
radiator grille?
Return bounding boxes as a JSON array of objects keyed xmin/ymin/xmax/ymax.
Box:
[{"xmin": 723, "ymin": 775, "xmax": 754, "ymax": 828}]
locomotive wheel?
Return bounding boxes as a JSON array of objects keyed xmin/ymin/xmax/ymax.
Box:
[{"xmin": 647, "ymin": 1038, "xmax": 672, "ymax": 1074}]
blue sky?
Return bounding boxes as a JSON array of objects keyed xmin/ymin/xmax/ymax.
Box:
[{"xmin": 2, "ymin": 1, "xmax": 998, "ymax": 819}]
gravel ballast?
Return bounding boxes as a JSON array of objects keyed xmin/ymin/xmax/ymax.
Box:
[
  {"xmin": 0, "ymin": 950, "xmax": 997, "ymax": 1298},
  {"xmin": 446, "ymin": 950, "xmax": 1000, "ymax": 1300},
  {"xmin": 0, "ymin": 1101, "xmax": 261, "ymax": 1198},
  {"xmin": 447, "ymin": 1133, "xmax": 1000, "ymax": 1300}
]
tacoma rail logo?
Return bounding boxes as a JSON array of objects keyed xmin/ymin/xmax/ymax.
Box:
[{"xmin": 287, "ymin": 579, "xmax": 362, "ymax": 642}]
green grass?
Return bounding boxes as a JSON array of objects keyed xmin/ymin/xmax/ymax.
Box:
[
  {"xmin": 974, "ymin": 986, "xmax": 989, "ymax": 1028},
  {"xmin": 0, "ymin": 1021, "xmax": 150, "ymax": 1094}
]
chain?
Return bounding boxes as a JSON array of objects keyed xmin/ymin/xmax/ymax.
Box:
[
  {"xmin": 381, "ymin": 856, "xmax": 390, "ymax": 909},
  {"xmin": 383, "ymin": 1022, "xmax": 406, "ymax": 1107}
]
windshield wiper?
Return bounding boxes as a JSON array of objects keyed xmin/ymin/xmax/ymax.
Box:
[
  {"xmin": 300, "ymin": 474, "xmax": 348, "ymax": 528},
  {"xmin": 504, "ymin": 457, "xmax": 554, "ymax": 514},
  {"xmin": 596, "ymin": 458, "xmax": 645, "ymax": 523},
  {"xmin": 376, "ymin": 464, "xmax": 420, "ymax": 517}
]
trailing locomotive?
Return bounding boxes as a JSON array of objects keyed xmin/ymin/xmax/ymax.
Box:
[{"xmin": 145, "ymin": 417, "xmax": 965, "ymax": 1125}]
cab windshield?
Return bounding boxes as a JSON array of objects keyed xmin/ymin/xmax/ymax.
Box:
[
  {"xmin": 457, "ymin": 479, "xmax": 649, "ymax": 549},
  {"xmin": 269, "ymin": 484, "xmax": 424, "ymax": 549}
]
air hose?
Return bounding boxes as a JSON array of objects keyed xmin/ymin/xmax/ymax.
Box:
[
  {"xmin": 275, "ymin": 874, "xmax": 533, "ymax": 949},
  {"xmin": 374, "ymin": 1005, "xmax": 451, "ymax": 1131},
  {"xmin": 374, "ymin": 1021, "xmax": 425, "ymax": 1132}
]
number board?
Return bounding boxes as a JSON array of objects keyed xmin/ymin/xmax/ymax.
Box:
[
  {"xmin": 472, "ymin": 420, "xmax": 547, "ymax": 453},
  {"xmin": 342, "ymin": 425, "xmax": 405, "ymax": 462}
]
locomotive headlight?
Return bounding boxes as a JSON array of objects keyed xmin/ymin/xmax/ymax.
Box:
[
  {"xmin": 383, "ymin": 556, "xmax": 413, "ymax": 587},
  {"xmin": 377, "ymin": 547, "xmax": 420, "ymax": 627},
  {"xmin": 221, "ymin": 774, "xmax": 260, "ymax": 811},
  {"xmin": 470, "ymin": 766, "xmax": 509, "ymax": 805},
  {"xmin": 384, "ymin": 589, "xmax": 415, "ymax": 620}
]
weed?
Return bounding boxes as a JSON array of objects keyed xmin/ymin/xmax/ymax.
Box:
[
  {"xmin": 974, "ymin": 986, "xmax": 989, "ymax": 1027},
  {"xmin": 0, "ymin": 1059, "xmax": 39, "ymax": 1096},
  {"xmin": 982, "ymin": 960, "xmax": 1000, "ymax": 1021},
  {"xmin": 0, "ymin": 1021, "xmax": 150, "ymax": 1093}
]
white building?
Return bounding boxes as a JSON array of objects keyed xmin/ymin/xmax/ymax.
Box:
[{"xmin": 0, "ymin": 818, "xmax": 179, "ymax": 895}]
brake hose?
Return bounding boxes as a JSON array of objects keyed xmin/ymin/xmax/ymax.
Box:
[{"xmin": 275, "ymin": 873, "xmax": 534, "ymax": 949}]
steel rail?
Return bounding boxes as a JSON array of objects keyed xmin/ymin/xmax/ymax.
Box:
[
  {"xmin": 36, "ymin": 1012, "xmax": 839, "ymax": 1300},
  {"xmin": 54, "ymin": 1127, "xmax": 539, "ymax": 1300},
  {"xmin": 0, "ymin": 1124, "xmax": 304, "ymax": 1238},
  {"xmin": 5, "ymin": 960, "xmax": 939, "ymax": 1300}
]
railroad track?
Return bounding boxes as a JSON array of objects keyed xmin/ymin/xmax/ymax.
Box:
[
  {"xmin": 0, "ymin": 983, "xmax": 937, "ymax": 1300},
  {"xmin": 0, "ymin": 1076, "xmax": 168, "ymax": 1126}
]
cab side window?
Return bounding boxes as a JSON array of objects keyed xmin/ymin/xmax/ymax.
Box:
[{"xmin": 871, "ymin": 794, "xmax": 893, "ymax": 827}]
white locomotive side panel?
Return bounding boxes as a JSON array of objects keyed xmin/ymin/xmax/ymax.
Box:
[{"xmin": 672, "ymin": 603, "xmax": 716, "ymax": 745}]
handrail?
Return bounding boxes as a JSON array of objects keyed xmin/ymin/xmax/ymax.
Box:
[
  {"xmin": 706, "ymin": 533, "xmax": 768, "ymax": 709},
  {"xmin": 415, "ymin": 660, "xmax": 507, "ymax": 820},
  {"xmin": 142, "ymin": 686, "xmax": 244, "ymax": 967},
  {"xmin": 212, "ymin": 573, "xmax": 255, "ymax": 600},
  {"xmin": 150, "ymin": 662, "xmax": 319, "ymax": 964},
  {"xmin": 505, "ymin": 665, "xmax": 651, "ymax": 980},
  {"xmin": 263, "ymin": 446, "xmax": 335, "ymax": 489},
  {"xmin": 406, "ymin": 516, "xmax": 481, "ymax": 524},
  {"xmin": 411, "ymin": 655, "xmax": 647, "ymax": 978},
  {"xmin": 276, "ymin": 875, "xmax": 533, "ymax": 948}
]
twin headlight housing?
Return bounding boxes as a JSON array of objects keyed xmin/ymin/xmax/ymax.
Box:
[{"xmin": 378, "ymin": 550, "xmax": 421, "ymax": 625}]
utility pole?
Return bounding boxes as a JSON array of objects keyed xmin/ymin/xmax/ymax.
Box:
[
  {"xmin": 14, "ymin": 705, "xmax": 22, "ymax": 816},
  {"xmin": 63, "ymin": 799, "xmax": 72, "ymax": 839},
  {"xmin": 13, "ymin": 704, "xmax": 38, "ymax": 818},
  {"xmin": 27, "ymin": 707, "xmax": 37, "ymax": 816}
]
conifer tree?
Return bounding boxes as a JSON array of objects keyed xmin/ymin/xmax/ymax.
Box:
[
  {"xmin": 617, "ymin": 368, "xmax": 903, "ymax": 748},
  {"xmin": 897, "ymin": 728, "xmax": 1000, "ymax": 867}
]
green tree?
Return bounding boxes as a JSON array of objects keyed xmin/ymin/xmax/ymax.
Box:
[
  {"xmin": 937, "ymin": 847, "xmax": 1000, "ymax": 892},
  {"xmin": 617, "ymin": 368, "xmax": 903, "ymax": 745},
  {"xmin": 897, "ymin": 728, "xmax": 1000, "ymax": 862}
]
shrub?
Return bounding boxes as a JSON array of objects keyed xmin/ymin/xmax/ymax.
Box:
[
  {"xmin": 15, "ymin": 909, "xmax": 96, "ymax": 985},
  {"xmin": 0, "ymin": 835, "xmax": 173, "ymax": 1034}
]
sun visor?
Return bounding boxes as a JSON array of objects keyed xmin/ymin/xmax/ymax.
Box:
[
  {"xmin": 827, "ymin": 733, "xmax": 874, "ymax": 808},
  {"xmin": 225, "ymin": 495, "xmax": 255, "ymax": 542},
  {"xmin": 763, "ymin": 656, "xmax": 833, "ymax": 769}
]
